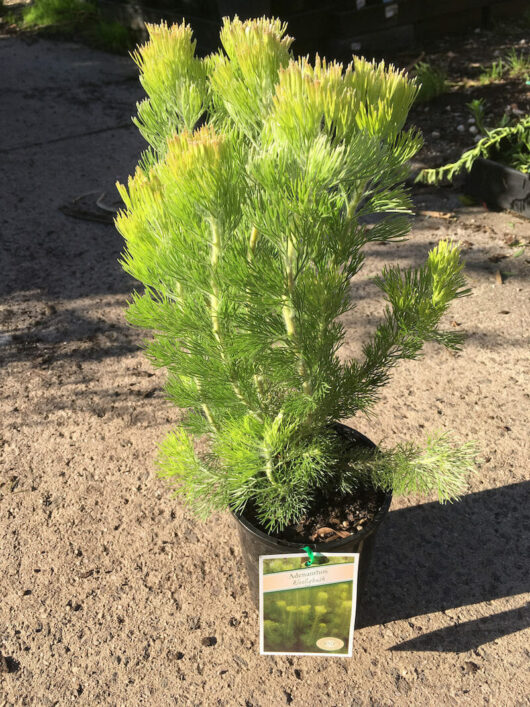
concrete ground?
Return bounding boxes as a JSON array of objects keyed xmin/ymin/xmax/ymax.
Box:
[{"xmin": 0, "ymin": 34, "xmax": 529, "ymax": 706}]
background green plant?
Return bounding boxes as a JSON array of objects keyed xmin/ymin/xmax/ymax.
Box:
[
  {"xmin": 413, "ymin": 61, "xmax": 448, "ymax": 103},
  {"xmin": 418, "ymin": 115, "xmax": 530, "ymax": 184},
  {"xmin": 117, "ymin": 18, "xmax": 475, "ymax": 532},
  {"xmin": 479, "ymin": 50, "xmax": 530, "ymax": 84},
  {"xmin": 22, "ymin": 0, "xmax": 96, "ymax": 26},
  {"xmin": 14, "ymin": 0, "xmax": 134, "ymax": 54}
]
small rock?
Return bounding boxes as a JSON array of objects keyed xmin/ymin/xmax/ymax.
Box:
[
  {"xmin": 469, "ymin": 125, "xmax": 478, "ymax": 135},
  {"xmin": 77, "ymin": 569, "xmax": 94, "ymax": 579},
  {"xmin": 201, "ymin": 636, "xmax": 217, "ymax": 647},
  {"xmin": 431, "ymin": 130, "xmax": 440, "ymax": 139},
  {"xmin": 0, "ymin": 654, "xmax": 20, "ymax": 674},
  {"xmin": 456, "ymin": 124, "xmax": 465, "ymax": 133},
  {"xmin": 187, "ymin": 616, "xmax": 201, "ymax": 631},
  {"xmin": 504, "ymin": 234, "xmax": 520, "ymax": 246},
  {"xmin": 233, "ymin": 655, "xmax": 248, "ymax": 669},
  {"xmin": 462, "ymin": 661, "xmax": 480, "ymax": 674}
]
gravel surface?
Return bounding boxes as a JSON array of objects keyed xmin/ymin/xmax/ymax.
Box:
[{"xmin": 1, "ymin": 34, "xmax": 529, "ymax": 706}]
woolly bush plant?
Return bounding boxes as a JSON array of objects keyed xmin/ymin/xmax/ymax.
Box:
[{"xmin": 116, "ymin": 18, "xmax": 475, "ymax": 532}]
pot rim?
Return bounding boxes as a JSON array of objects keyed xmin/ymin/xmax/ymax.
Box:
[{"xmin": 233, "ymin": 423, "xmax": 393, "ymax": 552}]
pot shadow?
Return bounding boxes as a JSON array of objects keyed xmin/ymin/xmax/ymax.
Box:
[{"xmin": 357, "ymin": 481, "xmax": 530, "ymax": 652}]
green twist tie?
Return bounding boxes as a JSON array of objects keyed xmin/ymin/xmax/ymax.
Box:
[{"xmin": 302, "ymin": 546, "xmax": 314, "ymax": 567}]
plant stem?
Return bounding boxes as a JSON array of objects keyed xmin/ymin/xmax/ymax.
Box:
[
  {"xmin": 209, "ymin": 219, "xmax": 262, "ymax": 420},
  {"xmin": 282, "ymin": 236, "xmax": 313, "ymax": 396},
  {"xmin": 189, "ymin": 375, "xmax": 218, "ymax": 431},
  {"xmin": 247, "ymin": 225, "xmax": 258, "ymax": 262},
  {"xmin": 263, "ymin": 444, "xmax": 275, "ymax": 484}
]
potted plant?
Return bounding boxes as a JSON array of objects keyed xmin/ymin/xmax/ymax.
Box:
[
  {"xmin": 116, "ymin": 16, "xmax": 475, "ymax": 605},
  {"xmin": 418, "ymin": 113, "xmax": 530, "ymax": 219}
]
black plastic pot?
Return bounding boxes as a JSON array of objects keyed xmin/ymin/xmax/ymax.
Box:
[
  {"xmin": 463, "ymin": 157, "xmax": 530, "ymax": 219},
  {"xmin": 233, "ymin": 425, "xmax": 392, "ymax": 608}
]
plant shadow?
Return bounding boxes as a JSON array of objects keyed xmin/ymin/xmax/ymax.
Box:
[
  {"xmin": 389, "ymin": 603, "xmax": 530, "ymax": 653},
  {"xmin": 357, "ymin": 481, "xmax": 530, "ymax": 652}
]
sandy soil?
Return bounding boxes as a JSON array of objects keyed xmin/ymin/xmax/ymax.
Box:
[{"xmin": 1, "ymin": 34, "xmax": 529, "ymax": 707}]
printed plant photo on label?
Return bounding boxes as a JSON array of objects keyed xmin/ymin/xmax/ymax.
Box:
[{"xmin": 260, "ymin": 554, "xmax": 358, "ymax": 656}]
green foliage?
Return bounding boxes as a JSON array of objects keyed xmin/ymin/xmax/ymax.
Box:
[
  {"xmin": 479, "ymin": 58, "xmax": 505, "ymax": 84},
  {"xmin": 413, "ymin": 61, "xmax": 447, "ymax": 103},
  {"xmin": 117, "ymin": 17, "xmax": 474, "ymax": 532},
  {"xmin": 479, "ymin": 50, "xmax": 530, "ymax": 84},
  {"xmin": 418, "ymin": 116, "xmax": 530, "ymax": 184},
  {"xmin": 87, "ymin": 18, "xmax": 132, "ymax": 54},
  {"xmin": 19, "ymin": 0, "xmax": 134, "ymax": 53},
  {"xmin": 21, "ymin": 0, "xmax": 97, "ymax": 27},
  {"xmin": 345, "ymin": 432, "xmax": 476, "ymax": 503},
  {"xmin": 505, "ymin": 49, "xmax": 530, "ymax": 80},
  {"xmin": 466, "ymin": 98, "xmax": 487, "ymax": 135}
]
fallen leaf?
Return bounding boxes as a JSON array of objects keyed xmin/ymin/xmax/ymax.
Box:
[
  {"xmin": 494, "ymin": 270, "xmax": 504, "ymax": 284},
  {"xmin": 451, "ymin": 321, "xmax": 461, "ymax": 327},
  {"xmin": 315, "ymin": 527, "xmax": 336, "ymax": 536},
  {"xmin": 503, "ymin": 234, "xmax": 520, "ymax": 246},
  {"xmin": 418, "ymin": 210, "xmax": 456, "ymax": 219},
  {"xmin": 310, "ymin": 527, "xmax": 350, "ymax": 542},
  {"xmin": 459, "ymin": 240, "xmax": 474, "ymax": 251},
  {"xmin": 488, "ymin": 254, "xmax": 508, "ymax": 262}
]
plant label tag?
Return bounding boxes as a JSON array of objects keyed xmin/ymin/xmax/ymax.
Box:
[{"xmin": 259, "ymin": 553, "xmax": 359, "ymax": 656}]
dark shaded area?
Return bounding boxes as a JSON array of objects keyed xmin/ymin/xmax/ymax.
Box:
[
  {"xmin": 0, "ymin": 299, "xmax": 140, "ymax": 366},
  {"xmin": 97, "ymin": 0, "xmax": 529, "ymax": 58},
  {"xmin": 390, "ymin": 603, "xmax": 530, "ymax": 652},
  {"xmin": 0, "ymin": 217, "xmax": 136, "ymax": 300},
  {"xmin": 357, "ymin": 482, "xmax": 530, "ymax": 651},
  {"xmin": 464, "ymin": 158, "xmax": 530, "ymax": 219}
]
